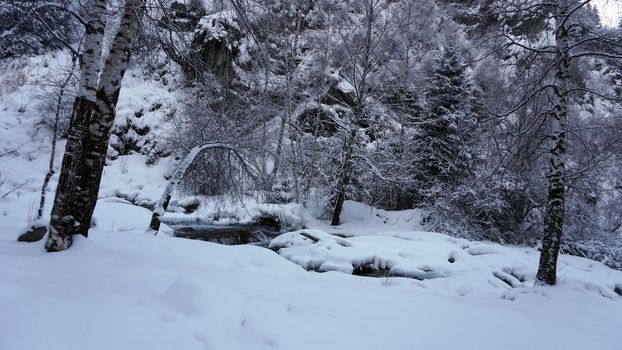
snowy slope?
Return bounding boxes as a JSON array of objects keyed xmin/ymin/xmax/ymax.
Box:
[
  {"xmin": 0, "ymin": 52, "xmax": 177, "ymax": 222},
  {"xmin": 0, "ymin": 201, "xmax": 621, "ymax": 350}
]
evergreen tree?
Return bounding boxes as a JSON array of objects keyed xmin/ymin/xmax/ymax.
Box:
[{"xmin": 414, "ymin": 41, "xmax": 477, "ymax": 205}]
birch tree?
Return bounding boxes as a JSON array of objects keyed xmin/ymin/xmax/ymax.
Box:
[
  {"xmin": 486, "ymin": 0, "xmax": 622, "ymax": 284},
  {"xmin": 46, "ymin": 0, "xmax": 143, "ymax": 252}
]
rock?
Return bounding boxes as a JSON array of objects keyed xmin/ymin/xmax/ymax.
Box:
[
  {"xmin": 189, "ymin": 14, "xmax": 242, "ymax": 85},
  {"xmin": 297, "ymin": 106, "xmax": 339, "ymax": 137},
  {"xmin": 160, "ymin": 1, "xmax": 205, "ymax": 32},
  {"xmin": 17, "ymin": 224, "xmax": 47, "ymax": 242},
  {"xmin": 321, "ymin": 82, "xmax": 357, "ymax": 108}
]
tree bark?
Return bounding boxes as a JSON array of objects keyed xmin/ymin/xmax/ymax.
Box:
[
  {"xmin": 46, "ymin": 96, "xmax": 98, "ymax": 251},
  {"xmin": 535, "ymin": 1, "xmax": 570, "ymax": 286},
  {"xmin": 331, "ymin": 130, "xmax": 356, "ymax": 226},
  {"xmin": 46, "ymin": 0, "xmax": 141, "ymax": 252}
]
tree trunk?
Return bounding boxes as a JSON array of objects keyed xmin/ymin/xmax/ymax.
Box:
[
  {"xmin": 46, "ymin": 96, "xmax": 98, "ymax": 251},
  {"xmin": 37, "ymin": 61, "xmax": 75, "ymax": 221},
  {"xmin": 75, "ymin": 0, "xmax": 141, "ymax": 235},
  {"xmin": 535, "ymin": 1, "xmax": 570, "ymax": 286},
  {"xmin": 46, "ymin": 0, "xmax": 140, "ymax": 252},
  {"xmin": 331, "ymin": 130, "xmax": 356, "ymax": 226},
  {"xmin": 148, "ymin": 143, "xmax": 235, "ymax": 234}
]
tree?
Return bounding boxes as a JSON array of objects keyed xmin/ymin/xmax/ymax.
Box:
[
  {"xmin": 326, "ymin": 0, "xmax": 395, "ymax": 225},
  {"xmin": 414, "ymin": 40, "xmax": 478, "ymax": 206},
  {"xmin": 535, "ymin": 0, "xmax": 572, "ymax": 286},
  {"xmin": 479, "ymin": 0, "xmax": 622, "ymax": 284},
  {"xmin": 46, "ymin": 0, "xmax": 143, "ymax": 252}
]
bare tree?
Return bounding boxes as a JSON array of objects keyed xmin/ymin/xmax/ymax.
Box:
[
  {"xmin": 36, "ymin": 58, "xmax": 78, "ymax": 221},
  {"xmin": 328, "ymin": 0, "xmax": 394, "ymax": 225}
]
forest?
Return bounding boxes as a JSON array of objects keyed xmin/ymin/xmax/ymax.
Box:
[{"xmin": 0, "ymin": 1, "xmax": 621, "ymax": 349}]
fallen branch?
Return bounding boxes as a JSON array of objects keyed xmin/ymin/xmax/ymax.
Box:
[{"xmin": 1, "ymin": 183, "xmax": 26, "ymax": 199}]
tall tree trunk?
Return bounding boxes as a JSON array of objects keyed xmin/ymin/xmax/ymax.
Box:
[
  {"xmin": 46, "ymin": 0, "xmax": 141, "ymax": 252},
  {"xmin": 75, "ymin": 0, "xmax": 141, "ymax": 235},
  {"xmin": 535, "ymin": 1, "xmax": 570, "ymax": 286},
  {"xmin": 45, "ymin": 0, "xmax": 106, "ymax": 251},
  {"xmin": 331, "ymin": 130, "xmax": 356, "ymax": 226}
]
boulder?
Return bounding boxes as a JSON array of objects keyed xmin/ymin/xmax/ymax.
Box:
[{"xmin": 17, "ymin": 224, "xmax": 47, "ymax": 242}]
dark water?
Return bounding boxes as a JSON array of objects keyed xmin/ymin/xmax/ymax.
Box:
[{"xmin": 172, "ymin": 225, "xmax": 281, "ymax": 246}]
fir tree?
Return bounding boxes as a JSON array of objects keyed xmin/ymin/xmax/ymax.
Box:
[{"xmin": 414, "ymin": 41, "xmax": 478, "ymax": 205}]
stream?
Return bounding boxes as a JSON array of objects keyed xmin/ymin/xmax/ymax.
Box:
[{"xmin": 171, "ymin": 224, "xmax": 282, "ymax": 246}]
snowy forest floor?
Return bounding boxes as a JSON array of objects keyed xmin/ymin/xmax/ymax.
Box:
[{"xmin": 1, "ymin": 198, "xmax": 622, "ymax": 350}]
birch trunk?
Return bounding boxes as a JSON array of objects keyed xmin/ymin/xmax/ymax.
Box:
[
  {"xmin": 46, "ymin": 0, "xmax": 141, "ymax": 252},
  {"xmin": 76, "ymin": 0, "xmax": 142, "ymax": 235},
  {"xmin": 535, "ymin": 1, "xmax": 570, "ymax": 285},
  {"xmin": 46, "ymin": 0, "xmax": 107, "ymax": 252}
]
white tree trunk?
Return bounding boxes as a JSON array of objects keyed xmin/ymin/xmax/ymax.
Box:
[
  {"xmin": 148, "ymin": 143, "xmax": 239, "ymax": 234},
  {"xmin": 46, "ymin": 0, "xmax": 142, "ymax": 252},
  {"xmin": 535, "ymin": 0, "xmax": 570, "ymax": 285},
  {"xmin": 77, "ymin": 0, "xmax": 106, "ymax": 101}
]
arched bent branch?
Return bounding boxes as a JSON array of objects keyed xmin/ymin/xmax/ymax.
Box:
[{"xmin": 147, "ymin": 142, "xmax": 259, "ymax": 234}]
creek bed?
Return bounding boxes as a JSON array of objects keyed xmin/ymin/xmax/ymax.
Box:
[{"xmin": 170, "ymin": 224, "xmax": 282, "ymax": 246}]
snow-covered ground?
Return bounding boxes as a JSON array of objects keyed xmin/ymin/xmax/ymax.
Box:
[{"xmin": 1, "ymin": 200, "xmax": 622, "ymax": 350}]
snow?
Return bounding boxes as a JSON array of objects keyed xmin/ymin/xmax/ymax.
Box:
[
  {"xmin": 270, "ymin": 229, "xmax": 622, "ymax": 298},
  {"xmin": 1, "ymin": 199, "xmax": 622, "ymax": 350},
  {"xmin": 162, "ymin": 195, "xmax": 306, "ymax": 230}
]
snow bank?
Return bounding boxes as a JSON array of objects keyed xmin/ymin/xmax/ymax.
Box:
[
  {"xmin": 270, "ymin": 229, "xmax": 622, "ymax": 298},
  {"xmin": 162, "ymin": 196, "xmax": 306, "ymax": 231},
  {"xmin": 0, "ymin": 199, "xmax": 621, "ymax": 350},
  {"xmin": 0, "ymin": 228, "xmax": 620, "ymax": 349}
]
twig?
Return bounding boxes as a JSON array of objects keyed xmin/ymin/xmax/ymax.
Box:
[{"xmin": 1, "ymin": 183, "xmax": 26, "ymax": 199}]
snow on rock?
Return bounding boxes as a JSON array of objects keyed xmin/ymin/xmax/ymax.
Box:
[
  {"xmin": 99, "ymin": 153, "xmax": 173, "ymax": 208},
  {"xmin": 270, "ymin": 229, "xmax": 622, "ymax": 299},
  {"xmin": 162, "ymin": 196, "xmax": 306, "ymax": 230},
  {"xmin": 109, "ymin": 71, "xmax": 178, "ymax": 159}
]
